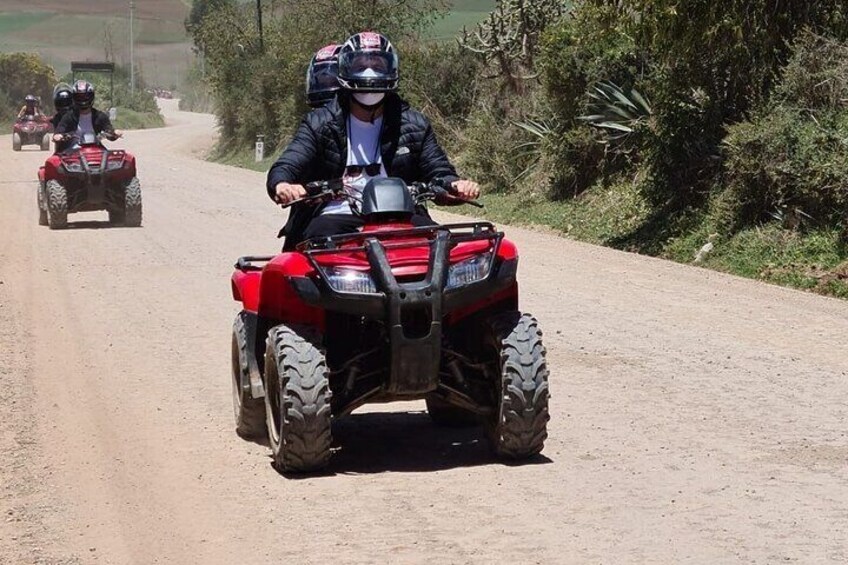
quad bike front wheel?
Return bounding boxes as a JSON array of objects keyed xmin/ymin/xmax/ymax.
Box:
[
  {"xmin": 111, "ymin": 177, "xmax": 143, "ymax": 227},
  {"xmin": 232, "ymin": 312, "xmax": 267, "ymax": 440},
  {"xmin": 12, "ymin": 133, "xmax": 21, "ymax": 152},
  {"xmin": 37, "ymin": 182, "xmax": 48, "ymax": 226},
  {"xmin": 264, "ymin": 323, "xmax": 332, "ymax": 473},
  {"xmin": 40, "ymin": 133, "xmax": 50, "ymax": 151},
  {"xmin": 46, "ymin": 180, "xmax": 68, "ymax": 229},
  {"xmin": 486, "ymin": 312, "xmax": 550, "ymax": 459}
]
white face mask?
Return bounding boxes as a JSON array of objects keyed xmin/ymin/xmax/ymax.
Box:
[{"xmin": 353, "ymin": 92, "xmax": 385, "ymax": 107}]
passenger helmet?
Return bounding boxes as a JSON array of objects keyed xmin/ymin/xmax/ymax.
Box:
[
  {"xmin": 71, "ymin": 80, "xmax": 95, "ymax": 110},
  {"xmin": 337, "ymin": 32, "xmax": 398, "ymax": 93},
  {"xmin": 53, "ymin": 84, "xmax": 73, "ymax": 112},
  {"xmin": 306, "ymin": 43, "xmax": 342, "ymax": 108}
]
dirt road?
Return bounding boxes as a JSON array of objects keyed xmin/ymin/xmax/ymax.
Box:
[{"xmin": 1, "ymin": 101, "xmax": 846, "ymax": 564}]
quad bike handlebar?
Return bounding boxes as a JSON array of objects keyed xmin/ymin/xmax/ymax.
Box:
[{"xmin": 282, "ymin": 177, "xmax": 482, "ymax": 209}]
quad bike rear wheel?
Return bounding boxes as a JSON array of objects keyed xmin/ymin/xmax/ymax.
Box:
[
  {"xmin": 12, "ymin": 133, "xmax": 21, "ymax": 152},
  {"xmin": 486, "ymin": 312, "xmax": 550, "ymax": 459},
  {"xmin": 40, "ymin": 133, "xmax": 50, "ymax": 151},
  {"xmin": 232, "ymin": 312, "xmax": 267, "ymax": 440},
  {"xmin": 37, "ymin": 182, "xmax": 48, "ymax": 226},
  {"xmin": 425, "ymin": 396, "xmax": 479, "ymax": 427},
  {"xmin": 46, "ymin": 180, "xmax": 68, "ymax": 229},
  {"xmin": 264, "ymin": 323, "xmax": 332, "ymax": 473}
]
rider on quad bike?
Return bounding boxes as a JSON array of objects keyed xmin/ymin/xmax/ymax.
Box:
[
  {"xmin": 53, "ymin": 80, "xmax": 123, "ymax": 146},
  {"xmin": 238, "ymin": 32, "xmax": 548, "ymax": 474},
  {"xmin": 268, "ymin": 31, "xmax": 480, "ymax": 250},
  {"xmin": 305, "ymin": 43, "xmax": 342, "ymax": 108},
  {"xmin": 17, "ymin": 95, "xmax": 43, "ymax": 119},
  {"xmin": 50, "ymin": 84, "xmax": 74, "ymax": 152}
]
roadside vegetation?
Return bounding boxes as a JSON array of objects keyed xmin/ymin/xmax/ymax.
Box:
[
  {"xmin": 0, "ymin": 52, "xmax": 163, "ymax": 129},
  {"xmin": 188, "ymin": 0, "xmax": 848, "ymax": 299}
]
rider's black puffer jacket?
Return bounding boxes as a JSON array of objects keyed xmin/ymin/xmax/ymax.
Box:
[{"xmin": 266, "ymin": 93, "xmax": 460, "ymax": 250}]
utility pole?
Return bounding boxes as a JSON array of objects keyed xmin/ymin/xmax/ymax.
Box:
[
  {"xmin": 129, "ymin": 0, "xmax": 135, "ymax": 100},
  {"xmin": 256, "ymin": 0, "xmax": 264, "ymax": 52}
]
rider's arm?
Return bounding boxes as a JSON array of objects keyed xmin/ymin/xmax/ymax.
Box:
[
  {"xmin": 94, "ymin": 110, "xmax": 121, "ymax": 139},
  {"xmin": 417, "ymin": 115, "xmax": 460, "ymax": 187},
  {"xmin": 266, "ymin": 115, "xmax": 321, "ymax": 203},
  {"xmin": 53, "ymin": 112, "xmax": 75, "ymax": 140}
]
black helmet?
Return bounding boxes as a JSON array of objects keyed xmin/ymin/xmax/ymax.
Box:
[
  {"xmin": 338, "ymin": 32, "xmax": 399, "ymax": 93},
  {"xmin": 25, "ymin": 94, "xmax": 38, "ymax": 109},
  {"xmin": 306, "ymin": 43, "xmax": 342, "ymax": 108},
  {"xmin": 71, "ymin": 80, "xmax": 95, "ymax": 110},
  {"xmin": 54, "ymin": 84, "xmax": 73, "ymax": 112}
]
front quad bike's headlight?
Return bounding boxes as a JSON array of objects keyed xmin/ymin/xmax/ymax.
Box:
[
  {"xmin": 446, "ymin": 252, "xmax": 494, "ymax": 289},
  {"xmin": 106, "ymin": 158, "xmax": 125, "ymax": 171},
  {"xmin": 62, "ymin": 161, "xmax": 83, "ymax": 173},
  {"xmin": 321, "ymin": 266, "xmax": 378, "ymax": 294}
]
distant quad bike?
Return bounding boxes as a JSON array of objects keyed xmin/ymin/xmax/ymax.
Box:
[
  {"xmin": 37, "ymin": 132, "xmax": 141, "ymax": 229},
  {"xmin": 13, "ymin": 115, "xmax": 52, "ymax": 151},
  {"xmin": 230, "ymin": 178, "xmax": 550, "ymax": 473}
]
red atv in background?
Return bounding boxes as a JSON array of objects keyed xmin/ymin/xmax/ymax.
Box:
[
  {"xmin": 38, "ymin": 132, "xmax": 142, "ymax": 229},
  {"xmin": 12, "ymin": 115, "xmax": 52, "ymax": 151},
  {"xmin": 230, "ymin": 178, "xmax": 550, "ymax": 473}
]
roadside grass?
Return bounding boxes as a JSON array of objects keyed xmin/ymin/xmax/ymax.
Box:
[
  {"xmin": 113, "ymin": 107, "xmax": 164, "ymax": 130},
  {"xmin": 210, "ymin": 144, "xmax": 276, "ymax": 173},
  {"xmin": 457, "ymin": 184, "xmax": 848, "ymax": 300}
]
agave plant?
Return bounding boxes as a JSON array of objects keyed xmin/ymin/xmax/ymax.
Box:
[
  {"xmin": 511, "ymin": 117, "xmax": 557, "ymax": 181},
  {"xmin": 579, "ymin": 80, "xmax": 653, "ymax": 142}
]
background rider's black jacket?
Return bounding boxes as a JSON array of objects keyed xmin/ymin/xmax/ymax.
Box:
[
  {"xmin": 266, "ymin": 94, "xmax": 460, "ymax": 250},
  {"xmin": 55, "ymin": 108, "xmax": 115, "ymax": 136}
]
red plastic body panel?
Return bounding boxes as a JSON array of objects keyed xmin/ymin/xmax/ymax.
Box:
[
  {"xmin": 231, "ymin": 224, "xmax": 522, "ymax": 330},
  {"xmin": 37, "ymin": 166, "xmax": 45, "ymax": 182},
  {"xmin": 43, "ymin": 146, "xmax": 137, "ymax": 183}
]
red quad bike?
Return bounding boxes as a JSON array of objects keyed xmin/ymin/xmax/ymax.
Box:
[
  {"xmin": 38, "ymin": 132, "xmax": 142, "ymax": 229},
  {"xmin": 230, "ymin": 178, "xmax": 550, "ymax": 473},
  {"xmin": 13, "ymin": 115, "xmax": 52, "ymax": 151}
]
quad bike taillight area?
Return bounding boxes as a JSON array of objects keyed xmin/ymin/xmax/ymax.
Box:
[{"xmin": 230, "ymin": 220, "xmax": 551, "ymax": 474}]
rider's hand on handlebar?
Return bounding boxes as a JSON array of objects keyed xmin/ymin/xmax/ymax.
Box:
[
  {"xmin": 52, "ymin": 133, "xmax": 66, "ymax": 143},
  {"xmin": 275, "ymin": 182, "xmax": 308, "ymax": 205},
  {"xmin": 451, "ymin": 179, "xmax": 481, "ymax": 201}
]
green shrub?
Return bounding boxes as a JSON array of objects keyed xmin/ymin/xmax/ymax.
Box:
[
  {"xmin": 0, "ymin": 52, "xmax": 57, "ymax": 115},
  {"xmin": 723, "ymin": 107, "xmax": 848, "ymax": 228}
]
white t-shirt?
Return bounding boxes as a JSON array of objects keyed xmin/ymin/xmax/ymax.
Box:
[
  {"xmin": 76, "ymin": 112, "xmax": 95, "ymax": 139},
  {"xmin": 320, "ymin": 114, "xmax": 387, "ymax": 216}
]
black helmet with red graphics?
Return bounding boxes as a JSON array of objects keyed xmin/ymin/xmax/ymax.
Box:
[
  {"xmin": 306, "ymin": 43, "xmax": 342, "ymax": 108},
  {"xmin": 71, "ymin": 80, "xmax": 95, "ymax": 110},
  {"xmin": 337, "ymin": 31, "xmax": 398, "ymax": 93}
]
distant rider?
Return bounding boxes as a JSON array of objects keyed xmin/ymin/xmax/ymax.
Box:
[
  {"xmin": 267, "ymin": 32, "xmax": 480, "ymax": 250},
  {"xmin": 306, "ymin": 43, "xmax": 342, "ymax": 108},
  {"xmin": 17, "ymin": 95, "xmax": 43, "ymax": 119},
  {"xmin": 54, "ymin": 80, "xmax": 123, "ymax": 145}
]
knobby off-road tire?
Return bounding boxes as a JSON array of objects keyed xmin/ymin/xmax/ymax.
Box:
[
  {"xmin": 486, "ymin": 312, "xmax": 550, "ymax": 459},
  {"xmin": 232, "ymin": 312, "xmax": 267, "ymax": 440},
  {"xmin": 264, "ymin": 324, "xmax": 332, "ymax": 473},
  {"xmin": 46, "ymin": 180, "xmax": 68, "ymax": 229},
  {"xmin": 425, "ymin": 396, "xmax": 479, "ymax": 427},
  {"xmin": 37, "ymin": 182, "xmax": 48, "ymax": 226},
  {"xmin": 122, "ymin": 177, "xmax": 142, "ymax": 227},
  {"xmin": 12, "ymin": 133, "xmax": 21, "ymax": 152}
]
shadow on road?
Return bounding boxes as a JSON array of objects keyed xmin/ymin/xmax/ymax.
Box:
[
  {"xmin": 65, "ymin": 220, "xmax": 136, "ymax": 230},
  {"xmin": 278, "ymin": 410, "xmax": 552, "ymax": 477}
]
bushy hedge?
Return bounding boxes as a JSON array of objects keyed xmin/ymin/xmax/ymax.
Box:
[{"xmin": 0, "ymin": 52, "xmax": 57, "ymax": 120}]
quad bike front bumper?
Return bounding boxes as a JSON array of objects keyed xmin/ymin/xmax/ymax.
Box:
[{"xmin": 287, "ymin": 223, "xmax": 518, "ymax": 396}]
